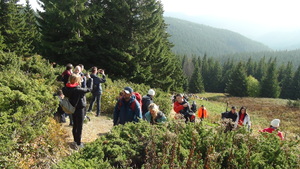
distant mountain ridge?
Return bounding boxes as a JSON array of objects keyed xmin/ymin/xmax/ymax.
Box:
[{"xmin": 164, "ymin": 17, "xmax": 271, "ymax": 56}]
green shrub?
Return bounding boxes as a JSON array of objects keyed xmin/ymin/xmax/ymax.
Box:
[
  {"xmin": 0, "ymin": 52, "xmax": 62, "ymax": 168},
  {"xmin": 55, "ymin": 121, "xmax": 300, "ymax": 168}
]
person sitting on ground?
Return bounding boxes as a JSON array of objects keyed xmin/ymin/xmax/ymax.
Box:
[
  {"xmin": 234, "ymin": 106, "xmax": 251, "ymax": 130},
  {"xmin": 197, "ymin": 105, "xmax": 208, "ymax": 121},
  {"xmin": 222, "ymin": 106, "xmax": 238, "ymax": 122},
  {"xmin": 144, "ymin": 103, "xmax": 167, "ymax": 124},
  {"xmin": 173, "ymin": 94, "xmax": 195, "ymax": 123},
  {"xmin": 259, "ymin": 119, "xmax": 284, "ymax": 140},
  {"xmin": 142, "ymin": 89, "xmax": 155, "ymax": 118}
]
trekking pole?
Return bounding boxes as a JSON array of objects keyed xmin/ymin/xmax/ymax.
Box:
[{"xmin": 226, "ymin": 101, "xmax": 229, "ymax": 112}]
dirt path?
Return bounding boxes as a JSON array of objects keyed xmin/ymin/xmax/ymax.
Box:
[{"xmin": 62, "ymin": 113, "xmax": 114, "ymax": 145}]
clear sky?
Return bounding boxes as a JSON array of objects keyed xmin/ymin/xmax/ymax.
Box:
[{"xmin": 161, "ymin": 0, "xmax": 300, "ymax": 37}]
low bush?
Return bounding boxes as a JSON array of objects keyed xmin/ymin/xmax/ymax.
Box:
[{"xmin": 55, "ymin": 120, "xmax": 300, "ymax": 168}]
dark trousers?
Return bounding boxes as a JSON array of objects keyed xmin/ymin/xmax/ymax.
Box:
[
  {"xmin": 88, "ymin": 94, "xmax": 101, "ymax": 115},
  {"xmin": 72, "ymin": 108, "xmax": 84, "ymax": 145}
]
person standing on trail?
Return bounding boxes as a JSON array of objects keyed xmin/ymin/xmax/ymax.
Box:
[
  {"xmin": 62, "ymin": 74, "xmax": 92, "ymax": 148},
  {"xmin": 87, "ymin": 67, "xmax": 106, "ymax": 117},
  {"xmin": 142, "ymin": 89, "xmax": 155, "ymax": 118},
  {"xmin": 61, "ymin": 63, "xmax": 73, "ymax": 86},
  {"xmin": 259, "ymin": 119, "xmax": 284, "ymax": 140},
  {"xmin": 234, "ymin": 106, "xmax": 251, "ymax": 129},
  {"xmin": 197, "ymin": 105, "xmax": 208, "ymax": 121},
  {"xmin": 173, "ymin": 94, "xmax": 195, "ymax": 123},
  {"xmin": 113, "ymin": 87, "xmax": 142, "ymax": 126},
  {"xmin": 73, "ymin": 65, "xmax": 87, "ymax": 89},
  {"xmin": 144, "ymin": 103, "xmax": 167, "ymax": 124}
]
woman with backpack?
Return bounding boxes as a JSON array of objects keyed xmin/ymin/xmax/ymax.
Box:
[{"xmin": 62, "ymin": 74, "xmax": 92, "ymax": 149}]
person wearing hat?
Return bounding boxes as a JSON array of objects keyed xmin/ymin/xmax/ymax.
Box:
[
  {"xmin": 141, "ymin": 89, "xmax": 155, "ymax": 118},
  {"xmin": 222, "ymin": 106, "xmax": 238, "ymax": 122},
  {"xmin": 113, "ymin": 87, "xmax": 142, "ymax": 126},
  {"xmin": 259, "ymin": 119, "xmax": 284, "ymax": 140}
]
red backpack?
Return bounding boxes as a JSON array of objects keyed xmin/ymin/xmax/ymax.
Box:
[{"xmin": 132, "ymin": 92, "xmax": 142, "ymax": 108}]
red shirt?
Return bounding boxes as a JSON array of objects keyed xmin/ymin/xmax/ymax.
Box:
[
  {"xmin": 260, "ymin": 127, "xmax": 284, "ymax": 140},
  {"xmin": 238, "ymin": 113, "xmax": 245, "ymax": 125}
]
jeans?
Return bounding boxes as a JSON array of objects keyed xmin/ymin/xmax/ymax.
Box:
[{"xmin": 88, "ymin": 94, "xmax": 102, "ymax": 115}]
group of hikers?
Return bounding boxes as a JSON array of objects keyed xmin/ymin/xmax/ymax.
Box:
[{"xmin": 55, "ymin": 63, "xmax": 284, "ymax": 149}]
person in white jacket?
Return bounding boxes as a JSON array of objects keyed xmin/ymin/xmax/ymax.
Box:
[{"xmin": 234, "ymin": 106, "xmax": 251, "ymax": 130}]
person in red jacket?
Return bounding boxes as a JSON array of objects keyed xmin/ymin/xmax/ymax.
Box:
[
  {"xmin": 259, "ymin": 119, "xmax": 284, "ymax": 140},
  {"xmin": 197, "ymin": 105, "xmax": 208, "ymax": 121},
  {"xmin": 173, "ymin": 94, "xmax": 195, "ymax": 123}
]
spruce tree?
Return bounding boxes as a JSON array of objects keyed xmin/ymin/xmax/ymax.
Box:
[
  {"xmin": 225, "ymin": 62, "xmax": 247, "ymax": 97},
  {"xmin": 254, "ymin": 57, "xmax": 266, "ymax": 81},
  {"xmin": 280, "ymin": 62, "xmax": 293, "ymax": 99},
  {"xmin": 260, "ymin": 61, "xmax": 280, "ymax": 98},
  {"xmin": 291, "ymin": 65, "xmax": 300, "ymax": 100},
  {"xmin": 0, "ymin": 0, "xmax": 32, "ymax": 56},
  {"xmin": 188, "ymin": 63, "xmax": 205, "ymax": 93},
  {"xmin": 37, "ymin": 0, "xmax": 90, "ymax": 63},
  {"xmin": 220, "ymin": 59, "xmax": 234, "ymax": 92}
]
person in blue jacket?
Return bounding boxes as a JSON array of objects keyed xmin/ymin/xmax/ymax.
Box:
[
  {"xmin": 113, "ymin": 87, "xmax": 142, "ymax": 126},
  {"xmin": 145, "ymin": 103, "xmax": 167, "ymax": 124}
]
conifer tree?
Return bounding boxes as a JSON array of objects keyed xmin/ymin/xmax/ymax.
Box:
[
  {"xmin": 254, "ymin": 57, "xmax": 266, "ymax": 81},
  {"xmin": 0, "ymin": 0, "xmax": 32, "ymax": 56},
  {"xmin": 188, "ymin": 62, "xmax": 205, "ymax": 93},
  {"xmin": 291, "ymin": 65, "xmax": 300, "ymax": 99},
  {"xmin": 220, "ymin": 59, "xmax": 234, "ymax": 92},
  {"xmin": 260, "ymin": 60, "xmax": 280, "ymax": 98},
  {"xmin": 280, "ymin": 62, "xmax": 294, "ymax": 99},
  {"xmin": 37, "ymin": 0, "xmax": 90, "ymax": 63},
  {"xmin": 209, "ymin": 60, "xmax": 222, "ymax": 92},
  {"xmin": 225, "ymin": 62, "xmax": 247, "ymax": 97},
  {"xmin": 246, "ymin": 57, "xmax": 255, "ymax": 76}
]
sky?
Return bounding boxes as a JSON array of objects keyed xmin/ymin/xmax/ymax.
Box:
[
  {"xmin": 161, "ymin": 0, "xmax": 300, "ymax": 38},
  {"xmin": 21, "ymin": 0, "xmax": 300, "ymax": 41}
]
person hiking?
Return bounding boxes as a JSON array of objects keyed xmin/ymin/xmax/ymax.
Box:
[
  {"xmin": 87, "ymin": 67, "xmax": 106, "ymax": 117},
  {"xmin": 113, "ymin": 87, "xmax": 142, "ymax": 126},
  {"xmin": 173, "ymin": 94, "xmax": 195, "ymax": 123},
  {"xmin": 259, "ymin": 119, "xmax": 284, "ymax": 140},
  {"xmin": 61, "ymin": 63, "xmax": 73, "ymax": 86},
  {"xmin": 221, "ymin": 106, "xmax": 238, "ymax": 132},
  {"xmin": 142, "ymin": 89, "xmax": 155, "ymax": 118},
  {"xmin": 144, "ymin": 103, "xmax": 167, "ymax": 124},
  {"xmin": 197, "ymin": 105, "xmax": 208, "ymax": 121},
  {"xmin": 62, "ymin": 74, "xmax": 92, "ymax": 149},
  {"xmin": 234, "ymin": 106, "xmax": 251, "ymax": 130}
]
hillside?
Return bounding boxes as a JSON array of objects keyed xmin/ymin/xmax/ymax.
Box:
[{"xmin": 165, "ymin": 17, "xmax": 271, "ymax": 56}]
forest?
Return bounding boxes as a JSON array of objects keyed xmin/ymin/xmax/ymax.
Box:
[{"xmin": 1, "ymin": 0, "xmax": 300, "ymax": 168}]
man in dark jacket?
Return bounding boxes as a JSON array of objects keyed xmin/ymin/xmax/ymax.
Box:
[
  {"xmin": 87, "ymin": 67, "xmax": 106, "ymax": 116},
  {"xmin": 222, "ymin": 106, "xmax": 238, "ymax": 122},
  {"xmin": 113, "ymin": 87, "xmax": 142, "ymax": 126},
  {"xmin": 61, "ymin": 63, "xmax": 73, "ymax": 86},
  {"xmin": 141, "ymin": 89, "xmax": 155, "ymax": 117}
]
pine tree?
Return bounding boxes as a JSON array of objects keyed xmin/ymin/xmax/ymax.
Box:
[
  {"xmin": 280, "ymin": 62, "xmax": 293, "ymax": 99},
  {"xmin": 291, "ymin": 65, "xmax": 300, "ymax": 100},
  {"xmin": 254, "ymin": 57, "xmax": 266, "ymax": 81},
  {"xmin": 260, "ymin": 60, "xmax": 280, "ymax": 98},
  {"xmin": 225, "ymin": 62, "xmax": 247, "ymax": 97},
  {"xmin": 88, "ymin": 0, "xmax": 184, "ymax": 91},
  {"xmin": 220, "ymin": 58, "xmax": 234, "ymax": 92},
  {"xmin": 0, "ymin": 0, "xmax": 32, "ymax": 56},
  {"xmin": 188, "ymin": 62, "xmax": 205, "ymax": 93},
  {"xmin": 37, "ymin": 0, "xmax": 90, "ymax": 63}
]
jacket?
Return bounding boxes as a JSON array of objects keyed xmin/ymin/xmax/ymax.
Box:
[
  {"xmin": 62, "ymin": 83, "xmax": 92, "ymax": 109},
  {"xmin": 234, "ymin": 113, "xmax": 251, "ymax": 128},
  {"xmin": 197, "ymin": 107, "xmax": 208, "ymax": 118},
  {"xmin": 91, "ymin": 73, "xmax": 106, "ymax": 95},
  {"xmin": 260, "ymin": 127, "xmax": 284, "ymax": 140},
  {"xmin": 173, "ymin": 100, "xmax": 190, "ymax": 114},
  {"xmin": 113, "ymin": 97, "xmax": 142, "ymax": 125},
  {"xmin": 142, "ymin": 95, "xmax": 153, "ymax": 114},
  {"xmin": 145, "ymin": 111, "xmax": 167, "ymax": 124}
]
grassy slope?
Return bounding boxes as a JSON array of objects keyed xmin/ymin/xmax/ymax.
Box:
[{"xmin": 187, "ymin": 93, "xmax": 299, "ymax": 138}]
